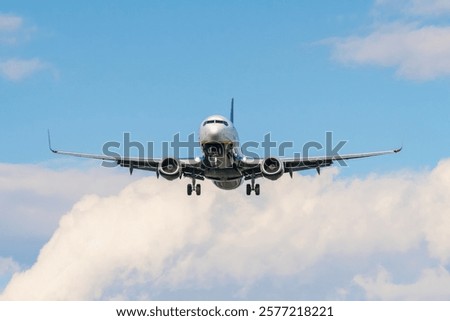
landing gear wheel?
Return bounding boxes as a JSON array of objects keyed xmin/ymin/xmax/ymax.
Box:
[
  {"xmin": 195, "ymin": 184, "xmax": 201, "ymax": 196},
  {"xmin": 246, "ymin": 184, "xmax": 252, "ymax": 195},
  {"xmin": 187, "ymin": 184, "xmax": 193, "ymax": 196},
  {"xmin": 255, "ymin": 184, "xmax": 260, "ymax": 196}
]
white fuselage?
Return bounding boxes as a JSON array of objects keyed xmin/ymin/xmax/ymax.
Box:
[{"xmin": 198, "ymin": 115, "xmax": 243, "ymax": 190}]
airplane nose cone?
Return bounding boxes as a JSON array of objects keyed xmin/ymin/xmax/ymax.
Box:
[
  {"xmin": 206, "ymin": 125, "xmax": 221, "ymax": 141},
  {"xmin": 209, "ymin": 125, "xmax": 219, "ymax": 134}
]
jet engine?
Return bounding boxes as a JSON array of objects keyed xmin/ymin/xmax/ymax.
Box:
[
  {"xmin": 159, "ymin": 158, "xmax": 181, "ymax": 180},
  {"xmin": 261, "ymin": 157, "xmax": 284, "ymax": 180}
]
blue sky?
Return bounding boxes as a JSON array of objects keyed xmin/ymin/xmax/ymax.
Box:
[
  {"xmin": 2, "ymin": 0, "xmax": 448, "ymax": 170},
  {"xmin": 1, "ymin": 0, "xmax": 450, "ymax": 300}
]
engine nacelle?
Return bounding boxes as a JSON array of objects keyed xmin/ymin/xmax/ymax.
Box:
[
  {"xmin": 158, "ymin": 158, "xmax": 181, "ymax": 181},
  {"xmin": 261, "ymin": 157, "xmax": 284, "ymax": 180}
]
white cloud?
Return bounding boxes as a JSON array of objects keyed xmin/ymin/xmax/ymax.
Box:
[
  {"xmin": 0, "ymin": 258, "xmax": 20, "ymax": 277},
  {"xmin": 0, "ymin": 14, "xmax": 22, "ymax": 32},
  {"xmin": 0, "ymin": 14, "xmax": 53, "ymax": 81},
  {"xmin": 0, "ymin": 257, "xmax": 20, "ymax": 293},
  {"xmin": 409, "ymin": 0, "xmax": 450, "ymax": 15},
  {"xmin": 329, "ymin": 0, "xmax": 450, "ymax": 80},
  {"xmin": 0, "ymin": 13, "xmax": 26, "ymax": 45},
  {"xmin": 355, "ymin": 266, "xmax": 450, "ymax": 300},
  {"xmin": 0, "ymin": 163, "xmax": 135, "ymax": 240},
  {"xmin": 1, "ymin": 158, "xmax": 450, "ymax": 300},
  {"xmin": 376, "ymin": 0, "xmax": 450, "ymax": 16},
  {"xmin": 331, "ymin": 24, "xmax": 450, "ymax": 80},
  {"xmin": 0, "ymin": 58, "xmax": 51, "ymax": 81}
]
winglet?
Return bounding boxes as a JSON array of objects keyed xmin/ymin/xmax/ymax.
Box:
[
  {"xmin": 394, "ymin": 145, "xmax": 403, "ymax": 153},
  {"xmin": 230, "ymin": 98, "xmax": 234, "ymax": 123},
  {"xmin": 47, "ymin": 129, "xmax": 57, "ymax": 153}
]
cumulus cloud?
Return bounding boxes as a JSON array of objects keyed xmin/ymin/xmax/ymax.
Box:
[
  {"xmin": 329, "ymin": 0, "xmax": 450, "ymax": 80},
  {"xmin": 0, "ymin": 163, "xmax": 135, "ymax": 240},
  {"xmin": 1, "ymin": 158, "xmax": 450, "ymax": 300}
]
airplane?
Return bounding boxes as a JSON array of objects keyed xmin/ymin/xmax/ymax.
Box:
[{"xmin": 48, "ymin": 99, "xmax": 401, "ymax": 196}]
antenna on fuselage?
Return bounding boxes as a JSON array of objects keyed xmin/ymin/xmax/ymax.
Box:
[{"xmin": 230, "ymin": 98, "xmax": 234, "ymax": 124}]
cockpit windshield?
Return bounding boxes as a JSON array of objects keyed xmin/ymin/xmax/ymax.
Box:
[{"xmin": 202, "ymin": 119, "xmax": 229, "ymax": 126}]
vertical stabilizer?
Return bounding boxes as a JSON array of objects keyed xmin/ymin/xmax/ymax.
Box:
[{"xmin": 230, "ymin": 98, "xmax": 234, "ymax": 123}]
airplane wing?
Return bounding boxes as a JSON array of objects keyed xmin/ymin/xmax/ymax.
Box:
[
  {"xmin": 47, "ymin": 131, "xmax": 202, "ymax": 176},
  {"xmin": 240, "ymin": 147, "xmax": 402, "ymax": 179}
]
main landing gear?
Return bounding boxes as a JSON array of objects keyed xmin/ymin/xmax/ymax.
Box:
[
  {"xmin": 246, "ymin": 174, "xmax": 260, "ymax": 196},
  {"xmin": 187, "ymin": 178, "xmax": 201, "ymax": 196}
]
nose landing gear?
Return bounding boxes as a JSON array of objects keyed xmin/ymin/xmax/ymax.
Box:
[{"xmin": 246, "ymin": 183, "xmax": 260, "ymax": 195}]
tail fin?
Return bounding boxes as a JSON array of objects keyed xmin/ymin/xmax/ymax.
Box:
[{"xmin": 230, "ymin": 98, "xmax": 234, "ymax": 123}]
